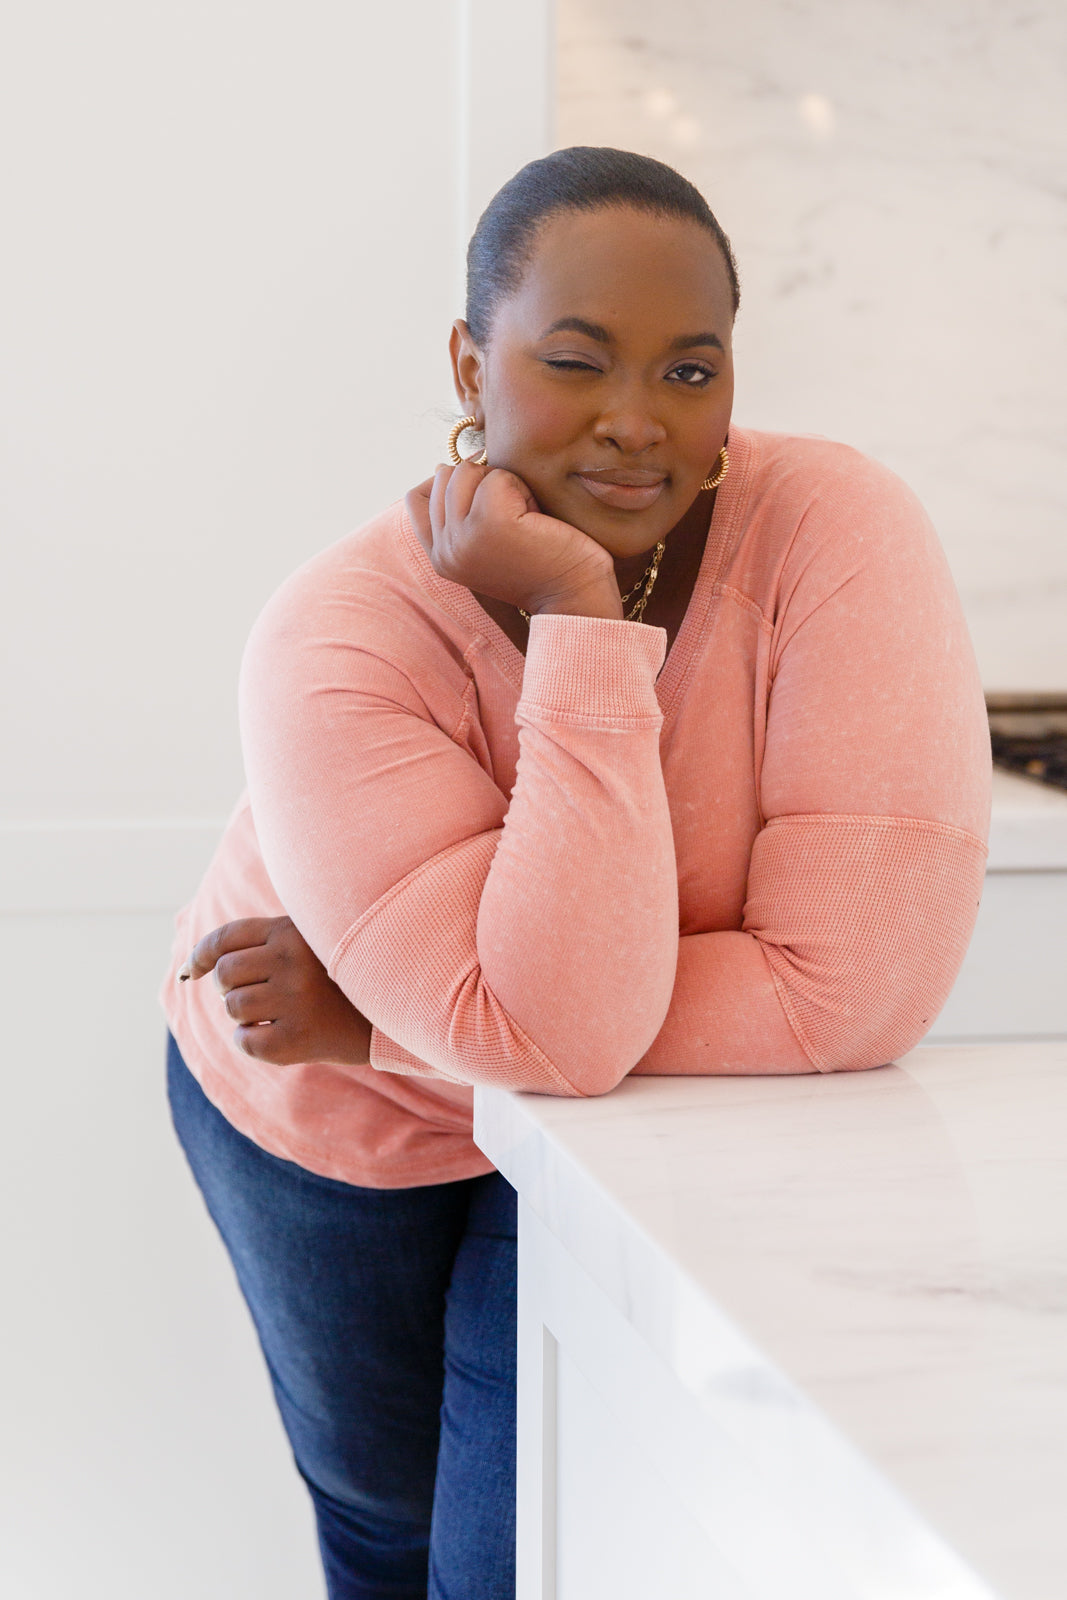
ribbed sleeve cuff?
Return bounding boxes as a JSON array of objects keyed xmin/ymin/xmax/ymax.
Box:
[
  {"xmin": 370, "ymin": 1025, "xmax": 459, "ymax": 1081},
  {"xmin": 520, "ymin": 613, "xmax": 667, "ymax": 725}
]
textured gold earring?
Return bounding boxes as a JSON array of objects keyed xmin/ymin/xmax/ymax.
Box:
[
  {"xmin": 447, "ymin": 416, "xmax": 488, "ymax": 467},
  {"xmin": 701, "ymin": 445, "xmax": 729, "ymax": 492}
]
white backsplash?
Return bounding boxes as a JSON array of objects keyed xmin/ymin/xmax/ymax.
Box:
[{"xmin": 557, "ymin": 0, "xmax": 1067, "ymax": 689}]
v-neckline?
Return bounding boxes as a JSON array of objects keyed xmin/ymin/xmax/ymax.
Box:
[{"xmin": 398, "ymin": 428, "xmax": 754, "ymax": 723}]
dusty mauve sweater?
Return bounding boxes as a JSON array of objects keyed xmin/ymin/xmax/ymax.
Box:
[{"xmin": 161, "ymin": 427, "xmax": 991, "ymax": 1188}]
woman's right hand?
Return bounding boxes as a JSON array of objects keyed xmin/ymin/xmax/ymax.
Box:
[
  {"xmin": 177, "ymin": 915, "xmax": 373, "ymax": 1068},
  {"xmin": 411, "ymin": 462, "xmax": 623, "ymax": 620}
]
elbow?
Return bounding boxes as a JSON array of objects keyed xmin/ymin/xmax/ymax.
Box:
[
  {"xmin": 537, "ymin": 1016, "xmax": 670, "ymax": 1098},
  {"xmin": 556, "ymin": 1057, "xmax": 635, "ymax": 1098},
  {"xmin": 803, "ymin": 999, "xmax": 946, "ymax": 1075},
  {"xmin": 768, "ymin": 931, "xmax": 977, "ymax": 1076}
]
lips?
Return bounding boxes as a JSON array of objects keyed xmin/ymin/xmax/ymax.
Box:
[{"xmin": 574, "ymin": 468, "xmax": 668, "ymax": 511}]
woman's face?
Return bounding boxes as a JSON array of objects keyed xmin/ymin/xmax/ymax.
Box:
[{"xmin": 451, "ymin": 205, "xmax": 736, "ymax": 560}]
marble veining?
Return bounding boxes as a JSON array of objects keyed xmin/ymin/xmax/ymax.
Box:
[
  {"xmin": 478, "ymin": 1041, "xmax": 1067, "ymax": 1597},
  {"xmin": 557, "ymin": 0, "xmax": 1067, "ymax": 690}
]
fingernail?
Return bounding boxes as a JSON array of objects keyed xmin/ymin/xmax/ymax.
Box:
[{"xmin": 177, "ymin": 962, "xmax": 191, "ymax": 982}]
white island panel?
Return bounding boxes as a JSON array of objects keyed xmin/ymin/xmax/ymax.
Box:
[
  {"xmin": 928, "ymin": 770, "xmax": 1067, "ymax": 1040},
  {"xmin": 480, "ymin": 1042, "xmax": 1067, "ymax": 1599}
]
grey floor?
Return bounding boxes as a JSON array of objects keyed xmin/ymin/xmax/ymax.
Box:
[{"xmin": 0, "ymin": 912, "xmax": 322, "ymax": 1599}]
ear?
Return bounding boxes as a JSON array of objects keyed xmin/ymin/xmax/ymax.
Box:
[{"xmin": 449, "ymin": 320, "xmax": 485, "ymax": 414}]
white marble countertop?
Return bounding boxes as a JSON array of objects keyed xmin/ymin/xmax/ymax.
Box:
[
  {"xmin": 988, "ymin": 768, "xmax": 1067, "ymax": 869},
  {"xmin": 476, "ymin": 1041, "xmax": 1067, "ymax": 1599}
]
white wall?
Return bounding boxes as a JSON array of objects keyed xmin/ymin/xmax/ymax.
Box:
[
  {"xmin": 0, "ymin": 0, "xmax": 554, "ymax": 908},
  {"xmin": 0, "ymin": 5, "xmax": 554, "ymax": 1598},
  {"xmin": 558, "ymin": 0, "xmax": 1067, "ymax": 692},
  {"xmin": 7, "ymin": 0, "xmax": 1061, "ymax": 890}
]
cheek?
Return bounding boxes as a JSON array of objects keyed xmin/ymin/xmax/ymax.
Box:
[
  {"xmin": 486, "ymin": 367, "xmax": 581, "ymax": 459},
  {"xmin": 511, "ymin": 394, "xmax": 575, "ymax": 452}
]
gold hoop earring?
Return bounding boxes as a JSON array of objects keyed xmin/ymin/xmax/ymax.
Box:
[
  {"xmin": 701, "ymin": 445, "xmax": 729, "ymax": 492},
  {"xmin": 447, "ymin": 415, "xmax": 488, "ymax": 467}
]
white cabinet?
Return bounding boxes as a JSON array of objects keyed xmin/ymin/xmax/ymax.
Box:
[
  {"xmin": 928, "ymin": 769, "xmax": 1067, "ymax": 1039},
  {"xmin": 478, "ymin": 1043, "xmax": 1067, "ymax": 1599}
]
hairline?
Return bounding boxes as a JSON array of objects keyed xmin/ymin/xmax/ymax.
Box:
[{"xmin": 475, "ymin": 198, "xmax": 739, "ymax": 347}]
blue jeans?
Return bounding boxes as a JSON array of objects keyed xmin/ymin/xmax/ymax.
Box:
[{"xmin": 166, "ymin": 1034, "xmax": 517, "ymax": 1599}]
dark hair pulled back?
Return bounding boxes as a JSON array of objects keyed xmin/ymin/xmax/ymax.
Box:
[{"xmin": 465, "ymin": 146, "xmax": 740, "ymax": 347}]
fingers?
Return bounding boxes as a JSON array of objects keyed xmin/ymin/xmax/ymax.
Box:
[
  {"xmin": 428, "ymin": 463, "xmax": 454, "ymax": 544},
  {"xmin": 176, "ymin": 913, "xmax": 343, "ymax": 1066},
  {"xmin": 177, "ymin": 916, "xmax": 287, "ymax": 982},
  {"xmin": 502, "ymin": 469, "xmax": 539, "ymax": 515},
  {"xmin": 428, "ymin": 460, "xmax": 485, "ymax": 547},
  {"xmin": 428, "ymin": 460, "xmax": 451, "ymax": 534},
  {"xmin": 223, "ymin": 982, "xmax": 278, "ymax": 1025},
  {"xmin": 213, "ymin": 946, "xmax": 274, "ymax": 994},
  {"xmin": 443, "ymin": 459, "xmax": 485, "ymax": 526},
  {"xmin": 233, "ymin": 1020, "xmax": 305, "ymax": 1067}
]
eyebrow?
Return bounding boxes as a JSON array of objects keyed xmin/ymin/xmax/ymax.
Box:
[{"xmin": 538, "ymin": 316, "xmax": 724, "ymax": 354}]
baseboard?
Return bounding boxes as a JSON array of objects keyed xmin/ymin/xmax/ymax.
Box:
[{"xmin": 0, "ymin": 821, "xmax": 226, "ymax": 914}]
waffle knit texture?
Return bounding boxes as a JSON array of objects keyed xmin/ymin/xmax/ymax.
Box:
[{"xmin": 161, "ymin": 428, "xmax": 991, "ymax": 1187}]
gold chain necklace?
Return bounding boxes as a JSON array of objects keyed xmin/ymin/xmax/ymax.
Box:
[{"xmin": 519, "ymin": 540, "xmax": 666, "ymax": 625}]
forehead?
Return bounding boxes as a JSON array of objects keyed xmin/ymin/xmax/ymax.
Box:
[{"xmin": 500, "ymin": 205, "xmax": 735, "ymax": 339}]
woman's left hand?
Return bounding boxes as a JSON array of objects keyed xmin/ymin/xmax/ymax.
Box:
[{"xmin": 177, "ymin": 916, "xmax": 373, "ymax": 1067}]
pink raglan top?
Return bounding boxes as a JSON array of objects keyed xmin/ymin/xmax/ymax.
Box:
[{"xmin": 161, "ymin": 427, "xmax": 992, "ymax": 1188}]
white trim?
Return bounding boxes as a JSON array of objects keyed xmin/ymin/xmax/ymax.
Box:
[
  {"xmin": 457, "ymin": 0, "xmax": 556, "ymax": 253},
  {"xmin": 0, "ymin": 821, "xmax": 226, "ymax": 913}
]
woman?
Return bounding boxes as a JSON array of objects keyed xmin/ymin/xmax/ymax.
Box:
[{"xmin": 163, "ymin": 147, "xmax": 991, "ymax": 1598}]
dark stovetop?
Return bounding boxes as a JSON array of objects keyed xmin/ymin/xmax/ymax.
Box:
[{"xmin": 986, "ymin": 694, "xmax": 1067, "ymax": 793}]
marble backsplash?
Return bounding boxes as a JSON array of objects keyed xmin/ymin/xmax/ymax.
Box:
[{"xmin": 557, "ymin": 0, "xmax": 1067, "ymax": 689}]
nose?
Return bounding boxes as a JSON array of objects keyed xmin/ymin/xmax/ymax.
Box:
[{"xmin": 592, "ymin": 380, "xmax": 667, "ymax": 455}]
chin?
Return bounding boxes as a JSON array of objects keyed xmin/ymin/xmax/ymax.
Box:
[
  {"xmin": 590, "ymin": 503, "xmax": 677, "ymax": 542},
  {"xmin": 591, "ymin": 526, "xmax": 669, "ymax": 564}
]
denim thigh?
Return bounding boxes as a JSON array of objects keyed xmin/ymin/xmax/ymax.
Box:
[
  {"xmin": 167, "ymin": 1033, "xmax": 515, "ymax": 1598},
  {"xmin": 429, "ymin": 1173, "xmax": 518, "ymax": 1600}
]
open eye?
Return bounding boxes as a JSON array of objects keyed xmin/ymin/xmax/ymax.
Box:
[{"xmin": 668, "ymin": 361, "xmax": 716, "ymax": 387}]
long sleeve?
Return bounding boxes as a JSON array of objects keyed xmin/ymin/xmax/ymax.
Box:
[
  {"xmin": 239, "ymin": 592, "xmax": 679, "ymax": 1097},
  {"xmin": 161, "ymin": 440, "xmax": 991, "ymax": 1190},
  {"xmin": 633, "ymin": 445, "xmax": 991, "ymax": 1076}
]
